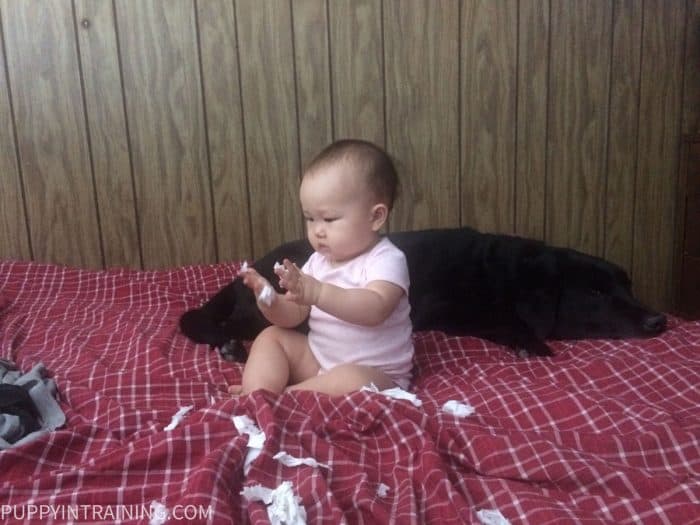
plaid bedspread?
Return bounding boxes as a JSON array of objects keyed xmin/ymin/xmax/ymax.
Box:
[{"xmin": 0, "ymin": 260, "xmax": 698, "ymax": 524}]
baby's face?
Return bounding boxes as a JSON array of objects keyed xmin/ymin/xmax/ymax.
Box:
[{"xmin": 300, "ymin": 163, "xmax": 383, "ymax": 263}]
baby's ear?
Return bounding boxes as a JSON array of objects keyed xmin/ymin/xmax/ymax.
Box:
[{"xmin": 370, "ymin": 204, "xmax": 388, "ymax": 231}]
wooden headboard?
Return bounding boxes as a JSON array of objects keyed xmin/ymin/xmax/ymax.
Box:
[{"xmin": 0, "ymin": 0, "xmax": 698, "ymax": 311}]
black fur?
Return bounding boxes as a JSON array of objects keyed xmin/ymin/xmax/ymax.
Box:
[{"xmin": 180, "ymin": 227, "xmax": 666, "ymax": 359}]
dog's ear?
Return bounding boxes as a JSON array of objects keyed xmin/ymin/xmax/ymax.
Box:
[{"xmin": 514, "ymin": 250, "xmax": 560, "ymax": 340}]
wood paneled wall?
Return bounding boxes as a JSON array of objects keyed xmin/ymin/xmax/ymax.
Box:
[{"xmin": 0, "ymin": 0, "xmax": 698, "ymax": 311}]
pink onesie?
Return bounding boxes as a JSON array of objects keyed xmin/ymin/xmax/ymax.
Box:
[{"xmin": 301, "ymin": 237, "xmax": 414, "ymax": 389}]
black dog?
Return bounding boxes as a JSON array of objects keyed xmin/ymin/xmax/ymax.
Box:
[{"xmin": 180, "ymin": 227, "xmax": 666, "ymax": 359}]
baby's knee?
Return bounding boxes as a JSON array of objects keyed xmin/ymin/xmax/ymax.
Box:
[
  {"xmin": 332, "ymin": 364, "xmax": 394, "ymax": 391},
  {"xmin": 253, "ymin": 325, "xmax": 287, "ymax": 345}
]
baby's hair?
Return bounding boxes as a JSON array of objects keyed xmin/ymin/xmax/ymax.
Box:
[{"xmin": 304, "ymin": 139, "xmax": 399, "ymax": 210}]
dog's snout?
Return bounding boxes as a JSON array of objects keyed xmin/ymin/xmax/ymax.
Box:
[{"xmin": 643, "ymin": 314, "xmax": 666, "ymax": 334}]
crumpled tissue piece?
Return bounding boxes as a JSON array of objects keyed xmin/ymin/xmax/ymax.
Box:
[
  {"xmin": 233, "ymin": 415, "xmax": 266, "ymax": 475},
  {"xmin": 257, "ymin": 284, "xmax": 275, "ymax": 307},
  {"xmin": 273, "ymin": 451, "xmax": 328, "ymax": 469},
  {"xmin": 148, "ymin": 501, "xmax": 169, "ymax": 525},
  {"xmin": 476, "ymin": 508, "xmax": 510, "ymax": 525},
  {"xmin": 241, "ymin": 481, "xmax": 307, "ymax": 525},
  {"xmin": 164, "ymin": 405, "xmax": 193, "ymax": 431},
  {"xmin": 362, "ymin": 383, "xmax": 422, "ymax": 407},
  {"xmin": 376, "ymin": 483, "xmax": 390, "ymax": 497},
  {"xmin": 442, "ymin": 400, "xmax": 475, "ymax": 418}
]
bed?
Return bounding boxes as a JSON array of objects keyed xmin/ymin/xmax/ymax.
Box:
[{"xmin": 0, "ymin": 259, "xmax": 698, "ymax": 524}]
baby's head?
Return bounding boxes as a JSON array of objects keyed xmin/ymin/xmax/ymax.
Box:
[
  {"xmin": 300, "ymin": 139, "xmax": 399, "ymax": 262},
  {"xmin": 304, "ymin": 139, "xmax": 398, "ymax": 209}
]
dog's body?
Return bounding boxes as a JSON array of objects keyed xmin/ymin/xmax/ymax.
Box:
[{"xmin": 180, "ymin": 227, "xmax": 666, "ymax": 359}]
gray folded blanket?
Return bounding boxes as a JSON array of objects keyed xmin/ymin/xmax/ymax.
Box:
[{"xmin": 0, "ymin": 359, "xmax": 65, "ymax": 449}]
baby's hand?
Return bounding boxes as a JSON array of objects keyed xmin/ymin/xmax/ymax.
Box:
[
  {"xmin": 240, "ymin": 266, "xmax": 276, "ymax": 307},
  {"xmin": 275, "ymin": 259, "xmax": 321, "ymax": 306}
]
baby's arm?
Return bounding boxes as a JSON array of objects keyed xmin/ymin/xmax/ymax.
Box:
[
  {"xmin": 240, "ymin": 266, "xmax": 309, "ymax": 328},
  {"xmin": 277, "ymin": 259, "xmax": 404, "ymax": 326}
]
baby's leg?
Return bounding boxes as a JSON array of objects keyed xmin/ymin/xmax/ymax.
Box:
[
  {"xmin": 231, "ymin": 326, "xmax": 319, "ymax": 395},
  {"xmin": 286, "ymin": 363, "xmax": 395, "ymax": 396}
]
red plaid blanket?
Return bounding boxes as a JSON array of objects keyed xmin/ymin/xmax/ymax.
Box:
[{"xmin": 0, "ymin": 261, "xmax": 698, "ymax": 524}]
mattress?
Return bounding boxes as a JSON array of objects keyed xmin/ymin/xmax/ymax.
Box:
[{"xmin": 0, "ymin": 260, "xmax": 698, "ymax": 524}]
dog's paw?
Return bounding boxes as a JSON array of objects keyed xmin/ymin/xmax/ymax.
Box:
[
  {"xmin": 218, "ymin": 339, "xmax": 248, "ymax": 363},
  {"xmin": 515, "ymin": 340, "xmax": 553, "ymax": 357}
]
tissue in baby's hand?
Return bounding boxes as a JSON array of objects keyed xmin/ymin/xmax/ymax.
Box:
[{"xmin": 258, "ymin": 284, "xmax": 275, "ymax": 307}]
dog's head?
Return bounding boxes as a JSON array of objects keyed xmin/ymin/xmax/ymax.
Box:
[{"xmin": 515, "ymin": 248, "xmax": 666, "ymax": 342}]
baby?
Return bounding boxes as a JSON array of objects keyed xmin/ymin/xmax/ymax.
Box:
[{"xmin": 229, "ymin": 139, "xmax": 413, "ymax": 396}]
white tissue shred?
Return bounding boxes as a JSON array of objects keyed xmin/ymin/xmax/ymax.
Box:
[
  {"xmin": 376, "ymin": 483, "xmax": 390, "ymax": 497},
  {"xmin": 273, "ymin": 451, "xmax": 328, "ymax": 469},
  {"xmin": 148, "ymin": 501, "xmax": 169, "ymax": 525},
  {"xmin": 233, "ymin": 414, "xmax": 259, "ymax": 435},
  {"xmin": 241, "ymin": 481, "xmax": 307, "ymax": 525},
  {"xmin": 442, "ymin": 400, "xmax": 475, "ymax": 418},
  {"xmin": 163, "ymin": 405, "xmax": 193, "ymax": 431},
  {"xmin": 258, "ymin": 284, "xmax": 275, "ymax": 307},
  {"xmin": 233, "ymin": 415, "xmax": 266, "ymax": 474},
  {"xmin": 477, "ymin": 509, "xmax": 511, "ymax": 525},
  {"xmin": 362, "ymin": 383, "xmax": 422, "ymax": 407}
]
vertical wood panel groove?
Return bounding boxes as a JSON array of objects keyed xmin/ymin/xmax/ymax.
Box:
[
  {"xmin": 544, "ymin": 0, "xmax": 552, "ymax": 243},
  {"xmin": 516, "ymin": 0, "xmax": 549, "ymax": 240},
  {"xmin": 289, "ymin": 0, "xmax": 303, "ymax": 179},
  {"xmin": 682, "ymin": 0, "xmax": 700, "ymax": 134},
  {"xmin": 512, "ymin": 0, "xmax": 520, "ymax": 233},
  {"xmin": 603, "ymin": 0, "xmax": 644, "ymax": 275},
  {"xmin": 193, "ymin": 0, "xmax": 220, "ymax": 261},
  {"xmin": 110, "ymin": 0, "xmax": 143, "ymax": 269},
  {"xmin": 629, "ymin": 1, "xmax": 646, "ymax": 282},
  {"xmin": 601, "ymin": 2, "xmax": 614, "ymax": 258},
  {"xmin": 0, "ymin": 5, "xmax": 32, "ymax": 260},
  {"xmin": 324, "ymin": 0, "xmax": 335, "ymax": 141},
  {"xmin": 71, "ymin": 0, "xmax": 106, "ymax": 269},
  {"xmin": 231, "ymin": 0, "xmax": 254, "ymax": 257},
  {"xmin": 380, "ymin": 0, "xmax": 387, "ymax": 152},
  {"xmin": 457, "ymin": 0, "xmax": 463, "ymax": 227}
]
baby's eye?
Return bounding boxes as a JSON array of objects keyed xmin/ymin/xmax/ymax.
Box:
[{"xmin": 323, "ymin": 217, "xmax": 338, "ymax": 223}]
